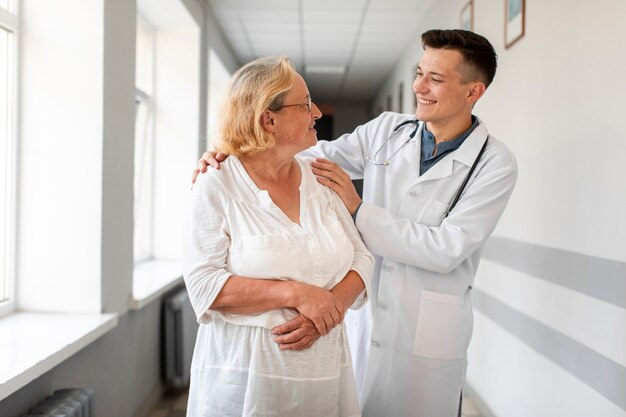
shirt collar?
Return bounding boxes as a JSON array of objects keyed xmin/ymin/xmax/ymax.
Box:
[{"xmin": 422, "ymin": 115, "xmax": 479, "ymax": 154}]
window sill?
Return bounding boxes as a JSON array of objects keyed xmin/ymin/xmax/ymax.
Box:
[
  {"xmin": 0, "ymin": 312, "xmax": 118, "ymax": 401},
  {"xmin": 130, "ymin": 259, "xmax": 183, "ymax": 311}
]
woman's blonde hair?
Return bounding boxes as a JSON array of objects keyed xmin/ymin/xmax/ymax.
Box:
[{"xmin": 217, "ymin": 56, "xmax": 296, "ymax": 156}]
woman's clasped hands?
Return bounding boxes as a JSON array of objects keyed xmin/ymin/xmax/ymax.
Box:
[{"xmin": 272, "ymin": 281, "xmax": 346, "ymax": 351}]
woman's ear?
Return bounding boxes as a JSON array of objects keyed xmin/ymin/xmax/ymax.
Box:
[{"xmin": 260, "ymin": 109, "xmax": 276, "ymax": 133}]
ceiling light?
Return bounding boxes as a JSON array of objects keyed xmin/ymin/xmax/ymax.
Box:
[{"xmin": 305, "ymin": 64, "xmax": 345, "ymax": 75}]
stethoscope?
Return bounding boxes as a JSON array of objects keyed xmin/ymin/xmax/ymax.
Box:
[{"xmin": 366, "ymin": 119, "xmax": 421, "ymax": 166}]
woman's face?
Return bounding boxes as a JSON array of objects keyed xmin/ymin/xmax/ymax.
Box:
[{"xmin": 272, "ymin": 74, "xmax": 322, "ymax": 153}]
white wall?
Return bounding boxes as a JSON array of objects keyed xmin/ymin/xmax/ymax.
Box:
[
  {"xmin": 102, "ymin": 0, "xmax": 136, "ymax": 314},
  {"xmin": 372, "ymin": 1, "xmax": 626, "ymax": 416},
  {"xmin": 0, "ymin": 302, "xmax": 163, "ymax": 417},
  {"xmin": 478, "ymin": 0, "xmax": 626, "ymax": 260}
]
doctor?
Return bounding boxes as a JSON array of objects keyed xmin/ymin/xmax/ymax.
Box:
[{"xmin": 194, "ymin": 29, "xmax": 517, "ymax": 417}]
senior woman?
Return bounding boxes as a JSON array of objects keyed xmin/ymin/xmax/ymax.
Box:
[{"xmin": 183, "ymin": 56, "xmax": 374, "ymax": 417}]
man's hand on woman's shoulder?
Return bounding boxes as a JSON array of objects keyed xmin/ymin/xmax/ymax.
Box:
[{"xmin": 191, "ymin": 151, "xmax": 229, "ymax": 184}]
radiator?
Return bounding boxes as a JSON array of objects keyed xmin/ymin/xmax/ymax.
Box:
[
  {"xmin": 162, "ymin": 286, "xmax": 198, "ymax": 390},
  {"xmin": 23, "ymin": 388, "xmax": 94, "ymax": 417}
]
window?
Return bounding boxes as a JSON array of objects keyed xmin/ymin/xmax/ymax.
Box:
[
  {"xmin": 134, "ymin": 18, "xmax": 155, "ymax": 264},
  {"xmin": 207, "ymin": 48, "xmax": 231, "ymax": 149},
  {"xmin": 0, "ymin": 0, "xmax": 17, "ymax": 314},
  {"xmin": 132, "ymin": 0, "xmax": 200, "ymax": 301}
]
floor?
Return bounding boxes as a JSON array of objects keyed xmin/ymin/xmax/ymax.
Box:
[
  {"xmin": 461, "ymin": 393, "xmax": 484, "ymax": 417},
  {"xmin": 149, "ymin": 389, "xmax": 484, "ymax": 417},
  {"xmin": 148, "ymin": 390, "xmax": 188, "ymax": 417}
]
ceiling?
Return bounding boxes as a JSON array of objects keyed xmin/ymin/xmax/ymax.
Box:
[{"xmin": 207, "ymin": 0, "xmax": 435, "ymax": 104}]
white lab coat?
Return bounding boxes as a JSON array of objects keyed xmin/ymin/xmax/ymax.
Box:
[{"xmin": 302, "ymin": 112, "xmax": 518, "ymax": 417}]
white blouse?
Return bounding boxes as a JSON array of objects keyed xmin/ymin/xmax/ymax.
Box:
[{"xmin": 183, "ymin": 155, "xmax": 374, "ymax": 417}]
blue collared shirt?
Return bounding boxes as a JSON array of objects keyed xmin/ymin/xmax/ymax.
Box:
[{"xmin": 420, "ymin": 116, "xmax": 479, "ymax": 175}]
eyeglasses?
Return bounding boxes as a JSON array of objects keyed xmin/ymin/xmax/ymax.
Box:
[
  {"xmin": 276, "ymin": 95, "xmax": 312, "ymax": 113},
  {"xmin": 366, "ymin": 120, "xmax": 420, "ymax": 166}
]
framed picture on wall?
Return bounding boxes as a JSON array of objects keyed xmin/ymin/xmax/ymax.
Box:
[
  {"xmin": 460, "ymin": 1, "xmax": 473, "ymax": 31},
  {"xmin": 505, "ymin": 0, "xmax": 525, "ymax": 48}
]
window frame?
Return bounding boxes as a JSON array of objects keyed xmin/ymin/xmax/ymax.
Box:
[
  {"xmin": 0, "ymin": 1, "xmax": 18, "ymax": 317},
  {"xmin": 133, "ymin": 16, "xmax": 156, "ymax": 265},
  {"xmin": 133, "ymin": 88, "xmax": 156, "ymax": 264}
]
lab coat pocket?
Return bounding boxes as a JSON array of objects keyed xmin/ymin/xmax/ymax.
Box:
[
  {"xmin": 419, "ymin": 199, "xmax": 450, "ymax": 226},
  {"xmin": 412, "ymin": 290, "xmax": 472, "ymax": 360}
]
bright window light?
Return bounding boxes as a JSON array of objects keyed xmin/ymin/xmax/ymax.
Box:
[
  {"xmin": 0, "ymin": 1, "xmax": 15, "ymax": 13},
  {"xmin": 0, "ymin": 4, "xmax": 16, "ymax": 312},
  {"xmin": 136, "ymin": 19, "xmax": 153, "ymax": 96},
  {"xmin": 134, "ymin": 18, "xmax": 155, "ymax": 264},
  {"xmin": 134, "ymin": 94, "xmax": 155, "ymax": 263},
  {"xmin": 207, "ymin": 48, "xmax": 231, "ymax": 149}
]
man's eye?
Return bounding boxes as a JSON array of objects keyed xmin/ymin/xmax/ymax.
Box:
[
  {"xmin": 432, "ymin": 78, "xmax": 442, "ymax": 83},
  {"xmin": 416, "ymin": 72, "xmax": 423, "ymax": 77}
]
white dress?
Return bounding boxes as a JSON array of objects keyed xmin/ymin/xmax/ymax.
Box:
[{"xmin": 183, "ymin": 155, "xmax": 374, "ymax": 417}]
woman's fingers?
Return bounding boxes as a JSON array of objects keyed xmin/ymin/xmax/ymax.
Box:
[
  {"xmin": 295, "ymin": 284, "xmax": 347, "ymax": 336},
  {"xmin": 278, "ymin": 335, "xmax": 316, "ymax": 351},
  {"xmin": 273, "ymin": 315, "xmax": 322, "ymax": 351},
  {"xmin": 313, "ymin": 315, "xmax": 329, "ymax": 336},
  {"xmin": 272, "ymin": 315, "xmax": 301, "ymax": 336}
]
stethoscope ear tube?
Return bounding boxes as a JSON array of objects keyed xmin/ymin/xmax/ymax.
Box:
[
  {"xmin": 368, "ymin": 119, "xmax": 421, "ymax": 166},
  {"xmin": 393, "ymin": 119, "xmax": 421, "ymax": 139}
]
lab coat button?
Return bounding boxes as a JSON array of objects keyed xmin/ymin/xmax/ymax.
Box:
[
  {"xmin": 383, "ymin": 264, "xmax": 394, "ymax": 272},
  {"xmin": 379, "ymin": 304, "xmax": 388, "ymax": 311},
  {"xmin": 371, "ymin": 341, "xmax": 379, "ymax": 348},
  {"xmin": 408, "ymin": 191, "xmax": 418, "ymax": 197}
]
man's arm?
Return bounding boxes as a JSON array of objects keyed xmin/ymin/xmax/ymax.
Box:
[
  {"xmin": 316, "ymin": 144, "xmax": 518, "ymax": 273},
  {"xmin": 300, "ymin": 113, "xmax": 391, "ymax": 179},
  {"xmin": 191, "ymin": 112, "xmax": 394, "ymax": 184}
]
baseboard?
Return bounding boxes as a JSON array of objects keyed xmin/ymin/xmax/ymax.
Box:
[
  {"xmin": 133, "ymin": 382, "xmax": 164, "ymax": 417},
  {"xmin": 463, "ymin": 384, "xmax": 498, "ymax": 417}
]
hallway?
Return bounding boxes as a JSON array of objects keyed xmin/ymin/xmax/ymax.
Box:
[{"xmin": 0, "ymin": 0, "xmax": 625, "ymax": 417}]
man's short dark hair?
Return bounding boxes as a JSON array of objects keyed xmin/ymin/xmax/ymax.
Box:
[{"xmin": 421, "ymin": 29, "xmax": 497, "ymax": 88}]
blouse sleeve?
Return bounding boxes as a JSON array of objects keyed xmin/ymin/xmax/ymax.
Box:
[
  {"xmin": 182, "ymin": 173, "xmax": 233, "ymax": 324},
  {"xmin": 329, "ymin": 189, "xmax": 375, "ymax": 310}
]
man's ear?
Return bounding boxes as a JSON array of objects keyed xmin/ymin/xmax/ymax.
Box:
[
  {"xmin": 260, "ymin": 109, "xmax": 276, "ymax": 133},
  {"xmin": 467, "ymin": 82, "xmax": 486, "ymax": 104}
]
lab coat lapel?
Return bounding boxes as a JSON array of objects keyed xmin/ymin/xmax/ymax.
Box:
[
  {"xmin": 416, "ymin": 152, "xmax": 454, "ymax": 183},
  {"xmin": 452, "ymin": 121, "xmax": 490, "ymax": 167}
]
